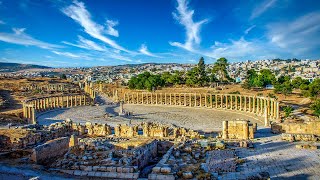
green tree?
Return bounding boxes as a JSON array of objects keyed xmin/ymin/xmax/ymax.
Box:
[
  {"xmin": 274, "ymin": 81, "xmax": 293, "ymax": 97},
  {"xmin": 194, "ymin": 57, "xmax": 209, "ymax": 86},
  {"xmin": 303, "ymin": 79, "xmax": 320, "ymax": 99},
  {"xmin": 185, "ymin": 68, "xmax": 197, "ymax": 86},
  {"xmin": 212, "ymin": 57, "xmax": 229, "ymax": 82},
  {"xmin": 292, "ymin": 77, "xmax": 309, "ymax": 89},
  {"xmin": 60, "ymin": 74, "xmax": 67, "ymax": 79},
  {"xmin": 283, "ymin": 105, "xmax": 294, "ymax": 117},
  {"xmin": 310, "ymin": 99, "xmax": 320, "ymax": 118}
]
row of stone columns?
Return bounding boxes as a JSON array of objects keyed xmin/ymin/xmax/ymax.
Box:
[
  {"xmin": 25, "ymin": 84, "xmax": 67, "ymax": 91},
  {"xmin": 22, "ymin": 104, "xmax": 36, "ymax": 124},
  {"xmin": 22, "ymin": 95, "xmax": 90, "ymax": 124},
  {"xmin": 84, "ymin": 82, "xmax": 96, "ymax": 100},
  {"xmin": 123, "ymin": 92, "xmax": 280, "ymax": 125}
]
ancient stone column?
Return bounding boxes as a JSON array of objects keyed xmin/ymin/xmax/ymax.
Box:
[
  {"xmin": 222, "ymin": 121, "xmax": 228, "ymax": 139},
  {"xmin": 43, "ymin": 98, "xmax": 46, "ymax": 110},
  {"xmin": 230, "ymin": 95, "xmax": 233, "ymax": 110},
  {"xmin": 210, "ymin": 94, "xmax": 213, "ymax": 108},
  {"xmin": 31, "ymin": 106, "xmax": 36, "ymax": 124},
  {"xmin": 253, "ymin": 97, "xmax": 256, "ymax": 113},
  {"xmin": 194, "ymin": 93, "xmax": 197, "ymax": 107},
  {"xmin": 151, "ymin": 93, "xmax": 153, "ymax": 105},
  {"xmin": 240, "ymin": 96, "xmax": 242, "ymax": 111},
  {"xmin": 165, "ymin": 93, "xmax": 167, "ymax": 105},
  {"xmin": 256, "ymin": 98, "xmax": 259, "ymax": 114},
  {"xmin": 219, "ymin": 95, "xmax": 222, "ymax": 108},
  {"xmin": 243, "ymin": 121, "xmax": 249, "ymax": 140},
  {"xmin": 189, "ymin": 94, "xmax": 192, "ymax": 107},
  {"xmin": 235, "ymin": 96, "xmax": 238, "ymax": 110},
  {"xmin": 276, "ymin": 102, "xmax": 279, "ymax": 119},
  {"xmin": 244, "ymin": 96, "xmax": 247, "ymax": 111},
  {"xmin": 119, "ymin": 101, "xmax": 124, "ymax": 115},
  {"xmin": 249, "ymin": 97, "xmax": 251, "ymax": 112},
  {"xmin": 225, "ymin": 95, "xmax": 228, "ymax": 109},
  {"xmin": 170, "ymin": 93, "xmax": 172, "ymax": 105},
  {"xmin": 199, "ymin": 94, "xmax": 202, "ymax": 107},
  {"xmin": 215, "ymin": 94, "xmax": 218, "ymax": 108},
  {"xmin": 184, "ymin": 93, "xmax": 187, "ymax": 106},
  {"xmin": 260, "ymin": 98, "xmax": 263, "ymax": 114},
  {"xmin": 264, "ymin": 106, "xmax": 269, "ymax": 127}
]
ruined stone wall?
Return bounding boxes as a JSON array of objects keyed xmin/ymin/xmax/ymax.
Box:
[
  {"xmin": 85, "ymin": 122, "xmax": 112, "ymax": 136},
  {"xmin": 143, "ymin": 122, "xmax": 169, "ymax": 138},
  {"xmin": 222, "ymin": 120, "xmax": 255, "ymax": 140},
  {"xmin": 31, "ymin": 137, "xmax": 70, "ymax": 164},
  {"xmin": 114, "ymin": 124, "xmax": 139, "ymax": 137},
  {"xmin": 134, "ymin": 140, "xmax": 158, "ymax": 169},
  {"xmin": 271, "ymin": 121, "xmax": 320, "ymax": 136},
  {"xmin": 0, "ymin": 128, "xmax": 42, "ymax": 149},
  {"xmin": 173, "ymin": 127, "xmax": 200, "ymax": 139}
]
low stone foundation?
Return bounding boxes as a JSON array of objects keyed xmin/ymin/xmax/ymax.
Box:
[
  {"xmin": 222, "ymin": 120, "xmax": 256, "ymax": 140},
  {"xmin": 271, "ymin": 121, "xmax": 320, "ymax": 136},
  {"xmin": 31, "ymin": 137, "xmax": 70, "ymax": 164},
  {"xmin": 282, "ymin": 133, "xmax": 318, "ymax": 142}
]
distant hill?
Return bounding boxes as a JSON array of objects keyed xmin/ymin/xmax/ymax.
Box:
[{"xmin": 0, "ymin": 62, "xmax": 51, "ymax": 72}]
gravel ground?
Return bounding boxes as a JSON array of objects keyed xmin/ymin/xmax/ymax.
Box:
[{"xmin": 37, "ymin": 95, "xmax": 264, "ymax": 131}]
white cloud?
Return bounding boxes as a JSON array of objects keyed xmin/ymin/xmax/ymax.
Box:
[
  {"xmin": 0, "ymin": 20, "xmax": 5, "ymax": 25},
  {"xmin": 105, "ymin": 20, "xmax": 119, "ymax": 37},
  {"xmin": 109, "ymin": 53, "xmax": 133, "ymax": 62},
  {"xmin": 206, "ymin": 38, "xmax": 257, "ymax": 59},
  {"xmin": 63, "ymin": 35, "xmax": 107, "ymax": 51},
  {"xmin": 250, "ymin": 0, "xmax": 276, "ymax": 20},
  {"xmin": 61, "ymin": 0, "xmax": 130, "ymax": 53},
  {"xmin": 169, "ymin": 0, "xmax": 208, "ymax": 52},
  {"xmin": 52, "ymin": 50, "xmax": 81, "ymax": 58},
  {"xmin": 139, "ymin": 44, "xmax": 161, "ymax": 58},
  {"xmin": 0, "ymin": 28, "xmax": 62, "ymax": 49},
  {"xmin": 244, "ymin": 25, "xmax": 256, "ymax": 34},
  {"xmin": 267, "ymin": 12, "xmax": 320, "ymax": 54}
]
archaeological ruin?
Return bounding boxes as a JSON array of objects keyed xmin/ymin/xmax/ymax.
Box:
[{"xmin": 0, "ymin": 81, "xmax": 319, "ymax": 179}]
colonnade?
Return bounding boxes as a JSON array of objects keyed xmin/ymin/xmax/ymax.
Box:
[
  {"xmin": 84, "ymin": 82, "xmax": 96, "ymax": 100},
  {"xmin": 22, "ymin": 94, "xmax": 91, "ymax": 124},
  {"xmin": 123, "ymin": 92, "xmax": 280, "ymax": 126},
  {"xmin": 23, "ymin": 84, "xmax": 67, "ymax": 92}
]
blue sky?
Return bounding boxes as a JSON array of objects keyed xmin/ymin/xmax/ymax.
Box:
[{"xmin": 0, "ymin": 0, "xmax": 319, "ymax": 67}]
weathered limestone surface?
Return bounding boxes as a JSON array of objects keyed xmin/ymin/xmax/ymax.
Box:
[
  {"xmin": 114, "ymin": 124, "xmax": 139, "ymax": 137},
  {"xmin": 271, "ymin": 121, "xmax": 320, "ymax": 136},
  {"xmin": 143, "ymin": 122, "xmax": 169, "ymax": 138},
  {"xmin": 31, "ymin": 137, "xmax": 70, "ymax": 164},
  {"xmin": 173, "ymin": 127, "xmax": 200, "ymax": 139},
  {"xmin": 85, "ymin": 122, "xmax": 112, "ymax": 136},
  {"xmin": 222, "ymin": 120, "xmax": 255, "ymax": 140}
]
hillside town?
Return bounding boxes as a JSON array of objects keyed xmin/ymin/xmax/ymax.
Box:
[{"xmin": 1, "ymin": 59, "xmax": 319, "ymax": 85}]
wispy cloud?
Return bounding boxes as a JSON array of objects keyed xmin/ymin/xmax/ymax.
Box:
[
  {"xmin": 105, "ymin": 20, "xmax": 119, "ymax": 37},
  {"xmin": 267, "ymin": 11, "xmax": 320, "ymax": 54},
  {"xmin": 0, "ymin": 20, "xmax": 5, "ymax": 25},
  {"xmin": 61, "ymin": 0, "xmax": 130, "ymax": 53},
  {"xmin": 52, "ymin": 50, "xmax": 81, "ymax": 58},
  {"xmin": 169, "ymin": 0, "xmax": 208, "ymax": 52},
  {"xmin": 250, "ymin": 0, "xmax": 276, "ymax": 20},
  {"xmin": 109, "ymin": 53, "xmax": 133, "ymax": 62},
  {"xmin": 139, "ymin": 44, "xmax": 161, "ymax": 58},
  {"xmin": 244, "ymin": 25, "xmax": 256, "ymax": 34},
  {"xmin": 0, "ymin": 28, "xmax": 62, "ymax": 49},
  {"xmin": 206, "ymin": 38, "xmax": 257, "ymax": 59},
  {"xmin": 63, "ymin": 35, "xmax": 107, "ymax": 51}
]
